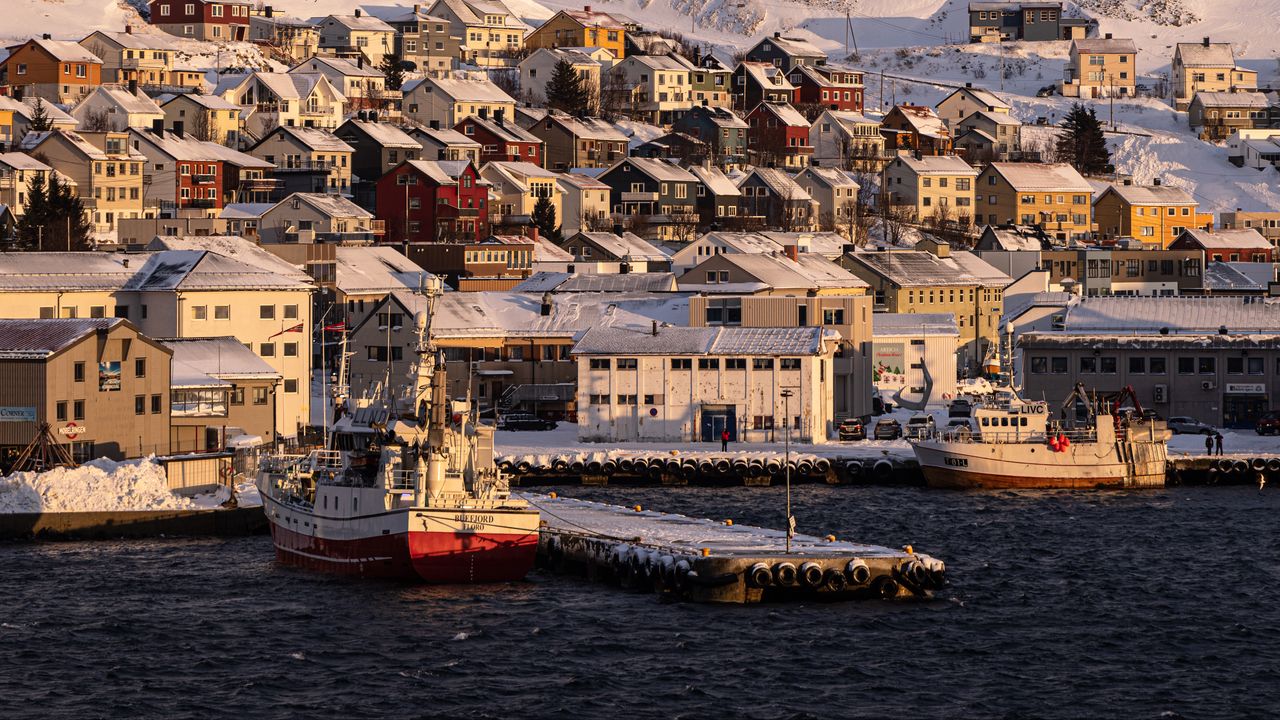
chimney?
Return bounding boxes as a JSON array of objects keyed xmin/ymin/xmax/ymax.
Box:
[
  {"xmin": 651, "ymin": 320, "xmax": 658, "ymax": 336},
  {"xmin": 1104, "ymin": 32, "xmax": 1112, "ymax": 39},
  {"xmin": 1203, "ymin": 36, "xmax": 1210, "ymax": 47},
  {"xmin": 1153, "ymin": 178, "xmax": 1161, "ymax": 186},
  {"xmin": 612, "ymin": 222, "xmax": 624, "ymax": 236},
  {"xmin": 527, "ymin": 225, "xmax": 538, "ymax": 241},
  {"xmin": 42, "ymin": 34, "xmax": 51, "ymax": 40},
  {"xmin": 540, "ymin": 292, "xmax": 553, "ymax": 316},
  {"xmin": 584, "ymin": 4, "xmax": 592, "ymax": 10},
  {"xmin": 357, "ymin": 56, "xmax": 364, "ymax": 69},
  {"xmin": 413, "ymin": 3, "xmax": 420, "ymax": 12},
  {"xmin": 125, "ymin": 25, "xmax": 132, "ymax": 34},
  {"xmin": 355, "ymin": 8, "xmax": 361, "ymax": 17},
  {"xmin": 1122, "ymin": 178, "xmax": 1131, "ymax": 186},
  {"xmin": 122, "ymin": 258, "xmax": 129, "ymax": 268},
  {"xmin": 128, "ymin": 78, "xmax": 138, "ymax": 95},
  {"xmin": 172, "ymin": 121, "xmax": 184, "ymax": 138},
  {"xmin": 784, "ymin": 244, "xmax": 798, "ymax": 261},
  {"xmin": 495, "ymin": 108, "xmax": 504, "ymax": 126},
  {"xmin": 265, "ymin": 5, "xmax": 272, "ymax": 17},
  {"xmin": 965, "ymin": 82, "xmax": 972, "ymax": 88},
  {"xmin": 773, "ymin": 32, "xmax": 780, "ymax": 39},
  {"xmin": 152, "ymin": 118, "xmax": 164, "ymax": 135}
]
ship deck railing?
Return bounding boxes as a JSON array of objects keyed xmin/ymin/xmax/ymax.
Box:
[
  {"xmin": 387, "ymin": 470, "xmax": 415, "ymax": 491},
  {"xmin": 935, "ymin": 428, "xmax": 1099, "ymax": 445},
  {"xmin": 307, "ymin": 450, "xmax": 344, "ymax": 472}
]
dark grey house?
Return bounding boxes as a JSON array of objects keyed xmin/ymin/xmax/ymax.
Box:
[
  {"xmin": 743, "ymin": 33, "xmax": 826, "ymax": 72},
  {"xmin": 968, "ymin": 2, "xmax": 1065, "ymax": 42}
]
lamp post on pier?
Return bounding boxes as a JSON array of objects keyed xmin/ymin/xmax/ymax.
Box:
[{"xmin": 781, "ymin": 388, "xmax": 794, "ymax": 553}]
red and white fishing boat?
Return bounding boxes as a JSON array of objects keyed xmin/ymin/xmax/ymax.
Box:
[{"xmin": 256, "ymin": 281, "xmax": 539, "ymax": 582}]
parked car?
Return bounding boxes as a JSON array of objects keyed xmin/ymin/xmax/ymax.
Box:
[
  {"xmin": 947, "ymin": 398, "xmax": 973, "ymax": 418},
  {"xmin": 946, "ymin": 418, "xmax": 975, "ymax": 433},
  {"xmin": 873, "ymin": 418, "xmax": 903, "ymax": 440},
  {"xmin": 837, "ymin": 417, "xmax": 867, "ymax": 441},
  {"xmin": 1257, "ymin": 412, "xmax": 1280, "ymax": 436},
  {"xmin": 498, "ymin": 413, "xmax": 557, "ymax": 431},
  {"xmin": 1167, "ymin": 416, "xmax": 1214, "ymax": 435},
  {"xmin": 904, "ymin": 414, "xmax": 937, "ymax": 440}
]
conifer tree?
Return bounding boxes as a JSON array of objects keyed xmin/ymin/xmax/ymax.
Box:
[
  {"xmin": 1056, "ymin": 103, "xmax": 1111, "ymax": 176},
  {"xmin": 531, "ymin": 196, "xmax": 561, "ymax": 242},
  {"xmin": 544, "ymin": 60, "xmax": 590, "ymax": 116},
  {"xmin": 15, "ymin": 173, "xmax": 93, "ymax": 250},
  {"xmin": 27, "ymin": 98, "xmax": 52, "ymax": 132},
  {"xmin": 379, "ymin": 55, "xmax": 405, "ymax": 91}
]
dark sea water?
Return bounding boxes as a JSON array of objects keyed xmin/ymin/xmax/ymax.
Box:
[{"xmin": 2, "ymin": 485, "xmax": 1279, "ymax": 720}]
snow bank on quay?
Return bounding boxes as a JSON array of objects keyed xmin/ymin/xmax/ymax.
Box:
[{"xmin": 0, "ymin": 456, "xmax": 248, "ymax": 514}]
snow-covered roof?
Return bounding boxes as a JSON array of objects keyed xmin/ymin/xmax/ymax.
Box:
[
  {"xmin": 1059, "ymin": 297, "xmax": 1280, "ymax": 333},
  {"xmin": 463, "ymin": 114, "xmax": 540, "ymax": 143},
  {"xmin": 942, "ymin": 86, "xmax": 1011, "ymax": 112},
  {"xmin": 753, "ymin": 101, "xmax": 810, "ymax": 128},
  {"xmin": 891, "ymin": 105, "xmax": 948, "ymax": 138},
  {"xmin": 291, "ymin": 56, "xmax": 383, "ymax": 78},
  {"xmin": 738, "ymin": 62, "xmax": 795, "ymax": 92},
  {"xmin": 335, "ymin": 246, "xmax": 431, "ymax": 295},
  {"xmin": 1176, "ymin": 227, "xmax": 1272, "ymax": 250},
  {"xmin": 1175, "ymin": 41, "xmax": 1236, "ymax": 68},
  {"xmin": 873, "ymin": 313, "xmax": 960, "ymax": 337},
  {"xmin": 573, "ymin": 325, "xmax": 832, "ymax": 356},
  {"xmin": 163, "ymin": 337, "xmax": 280, "ymax": 388},
  {"xmin": 416, "ymin": 75, "xmax": 515, "ymax": 104},
  {"xmin": 412, "ymin": 126, "xmax": 482, "ymax": 149},
  {"xmin": 685, "ymin": 105, "xmax": 749, "ymax": 129},
  {"xmin": 278, "ymin": 192, "xmax": 374, "ymax": 219},
  {"xmin": 685, "ymin": 252, "xmax": 867, "ymax": 291},
  {"xmin": 532, "ymin": 239, "xmax": 574, "ymax": 263},
  {"xmin": 797, "ymin": 165, "xmax": 860, "ymax": 189},
  {"xmin": 1072, "ymin": 37, "xmax": 1138, "ymax": 55},
  {"xmin": 988, "ymin": 162, "xmax": 1091, "ymax": 192},
  {"xmin": 161, "ymin": 93, "xmax": 241, "ymax": 111},
  {"xmin": 739, "ymin": 167, "xmax": 811, "ymax": 201},
  {"xmin": 144, "ymin": 236, "xmax": 313, "ymax": 281},
  {"xmin": 0, "ymin": 152, "xmax": 50, "ymax": 171},
  {"xmin": 317, "ymin": 13, "xmax": 396, "ymax": 32},
  {"xmin": 760, "ymin": 232, "xmax": 850, "ymax": 257},
  {"xmin": 611, "ymin": 156, "xmax": 698, "ymax": 184},
  {"xmin": 383, "ymin": 289, "xmax": 688, "ymax": 339},
  {"xmin": 522, "ymin": 47, "xmax": 599, "ymax": 66},
  {"xmin": 84, "ymin": 29, "xmax": 182, "ymax": 51},
  {"xmin": 756, "ymin": 34, "xmax": 825, "ymax": 59},
  {"xmin": 220, "ymin": 203, "xmax": 273, "ymax": 220},
  {"xmin": 558, "ymin": 7, "xmax": 632, "ymax": 29},
  {"xmin": 689, "ymin": 165, "xmax": 740, "ymax": 196},
  {"xmin": 556, "ymin": 172, "xmax": 610, "ymax": 191},
  {"xmin": 895, "ymin": 154, "xmax": 979, "ymax": 176},
  {"xmin": 1191, "ymin": 91, "xmax": 1269, "ymax": 109},
  {"xmin": 339, "ymin": 119, "xmax": 420, "ymax": 148},
  {"xmin": 23, "ymin": 38, "xmax": 102, "ymax": 64},
  {"xmin": 978, "ymin": 225, "xmax": 1046, "ymax": 252},
  {"xmin": 123, "ymin": 250, "xmax": 313, "ymax": 291},
  {"xmin": 0, "ymin": 252, "xmax": 138, "ymax": 290},
  {"xmin": 270, "ymin": 126, "xmax": 354, "ymax": 153},
  {"xmin": 1203, "ymin": 262, "xmax": 1267, "ymax": 293},
  {"xmin": 961, "ymin": 109, "xmax": 1021, "ymax": 127},
  {"xmin": 545, "ymin": 114, "xmax": 630, "ymax": 142},
  {"xmin": 848, "ymin": 249, "xmax": 1011, "ymax": 288},
  {"xmin": 625, "ymin": 54, "xmax": 690, "ymax": 72},
  {"xmin": 1100, "ymin": 183, "xmax": 1196, "ymax": 206},
  {"xmin": 0, "ymin": 318, "xmax": 128, "ymax": 359},
  {"xmin": 554, "ymin": 273, "xmax": 679, "ymax": 293},
  {"xmin": 573, "ymin": 231, "xmax": 669, "ymax": 262},
  {"xmin": 78, "ymin": 86, "xmax": 164, "ymax": 116}
]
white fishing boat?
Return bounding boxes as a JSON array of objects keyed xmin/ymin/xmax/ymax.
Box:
[
  {"xmin": 912, "ymin": 384, "xmax": 1169, "ymax": 490},
  {"xmin": 256, "ymin": 280, "xmax": 539, "ymax": 582}
]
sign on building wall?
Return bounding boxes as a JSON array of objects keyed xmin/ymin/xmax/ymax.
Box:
[
  {"xmin": 98, "ymin": 361, "xmax": 121, "ymax": 392},
  {"xmin": 872, "ymin": 342, "xmax": 906, "ymax": 390},
  {"xmin": 0, "ymin": 406, "xmax": 36, "ymax": 422},
  {"xmin": 1225, "ymin": 383, "xmax": 1266, "ymax": 395}
]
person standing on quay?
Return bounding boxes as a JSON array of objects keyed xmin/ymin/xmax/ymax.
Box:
[
  {"xmin": 1215, "ymin": 433, "xmax": 1224, "ymax": 456},
  {"xmin": 721, "ymin": 429, "xmax": 730, "ymax": 452},
  {"xmin": 1205, "ymin": 433, "xmax": 1214, "ymax": 455}
]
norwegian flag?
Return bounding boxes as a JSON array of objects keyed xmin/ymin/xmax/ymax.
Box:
[{"xmin": 268, "ymin": 323, "xmax": 305, "ymax": 339}]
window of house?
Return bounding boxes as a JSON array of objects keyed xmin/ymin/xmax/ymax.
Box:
[
  {"xmin": 1178, "ymin": 357, "xmax": 1195, "ymax": 374},
  {"xmin": 135, "ymin": 395, "xmax": 146, "ymax": 415},
  {"xmin": 215, "ymin": 306, "xmax": 230, "ymax": 320},
  {"xmin": 780, "ymin": 358, "xmax": 801, "ymax": 370},
  {"xmin": 725, "ymin": 358, "xmax": 746, "ymax": 369},
  {"xmin": 151, "ymin": 394, "xmax": 162, "ymax": 414},
  {"xmin": 1050, "ymin": 357, "xmax": 1068, "ymax": 374},
  {"xmin": 698, "ymin": 358, "xmax": 719, "ymax": 370},
  {"xmin": 73, "ymin": 400, "xmax": 85, "ymax": 420},
  {"xmin": 260, "ymin": 305, "xmax": 275, "ymax": 319},
  {"xmin": 192, "ymin": 305, "xmax": 207, "ymax": 320},
  {"xmin": 1031, "ymin": 356, "xmax": 1048, "ymax": 374},
  {"xmin": 74, "ymin": 362, "xmax": 85, "ymax": 382},
  {"xmin": 1198, "ymin": 357, "xmax": 1215, "ymax": 374},
  {"xmin": 260, "ymin": 343, "xmax": 275, "ymax": 357},
  {"xmin": 252, "ymin": 388, "xmax": 268, "ymax": 405},
  {"xmin": 1128, "ymin": 357, "xmax": 1145, "ymax": 374},
  {"xmin": 1100, "ymin": 357, "xmax": 1117, "ymax": 374},
  {"xmin": 671, "ymin": 358, "xmax": 692, "ymax": 370},
  {"xmin": 1080, "ymin": 356, "xmax": 1097, "ymax": 373},
  {"xmin": 284, "ymin": 305, "xmax": 298, "ymax": 319},
  {"xmin": 1149, "ymin": 357, "xmax": 1167, "ymax": 374},
  {"xmin": 56, "ymin": 401, "xmax": 67, "ymax": 421},
  {"xmin": 616, "ymin": 358, "xmax": 637, "ymax": 369}
]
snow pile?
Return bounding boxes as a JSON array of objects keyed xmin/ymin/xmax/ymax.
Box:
[{"xmin": 0, "ymin": 456, "xmax": 202, "ymax": 514}]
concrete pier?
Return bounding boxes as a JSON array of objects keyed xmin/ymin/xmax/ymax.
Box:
[
  {"xmin": 500, "ymin": 450, "xmax": 921, "ymax": 487},
  {"xmin": 0, "ymin": 506, "xmax": 268, "ymax": 540},
  {"xmin": 526, "ymin": 493, "xmax": 946, "ymax": 604},
  {"xmin": 1168, "ymin": 454, "xmax": 1280, "ymax": 486}
]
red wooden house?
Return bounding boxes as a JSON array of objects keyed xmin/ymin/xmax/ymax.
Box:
[
  {"xmin": 745, "ymin": 101, "xmax": 813, "ymax": 169},
  {"xmin": 789, "ymin": 65, "xmax": 864, "ymax": 115},
  {"xmin": 454, "ymin": 113, "xmax": 544, "ymax": 168},
  {"xmin": 376, "ymin": 159, "xmax": 488, "ymax": 243},
  {"xmin": 148, "ymin": 0, "xmax": 250, "ymax": 41}
]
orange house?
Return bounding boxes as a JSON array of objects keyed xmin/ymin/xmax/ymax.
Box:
[{"xmin": 1, "ymin": 36, "xmax": 103, "ymax": 105}]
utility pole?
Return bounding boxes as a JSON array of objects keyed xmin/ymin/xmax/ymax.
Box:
[{"xmin": 781, "ymin": 388, "xmax": 794, "ymax": 553}]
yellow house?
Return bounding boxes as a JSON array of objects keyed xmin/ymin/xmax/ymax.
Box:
[
  {"xmin": 160, "ymin": 93, "xmax": 242, "ymax": 147},
  {"xmin": 1171, "ymin": 38, "xmax": 1257, "ymax": 111},
  {"xmin": 1062, "ymin": 35, "xmax": 1137, "ymax": 98},
  {"xmin": 842, "ymin": 239, "xmax": 1010, "ymax": 374},
  {"xmin": 1093, "ymin": 182, "xmax": 1214, "ymax": 245},
  {"xmin": 24, "ymin": 129, "xmax": 146, "ymax": 232},
  {"xmin": 975, "ymin": 162, "xmax": 1093, "ymax": 241},
  {"xmin": 525, "ymin": 6, "xmax": 629, "ymax": 59},
  {"xmin": 0, "ymin": 109, "xmax": 14, "ymax": 151},
  {"xmin": 479, "ymin": 160, "xmax": 562, "ymax": 224},
  {"xmin": 425, "ymin": 0, "xmax": 529, "ymax": 68},
  {"xmin": 882, "ymin": 154, "xmax": 979, "ymax": 224},
  {"xmin": 0, "ymin": 151, "xmax": 53, "ymax": 217}
]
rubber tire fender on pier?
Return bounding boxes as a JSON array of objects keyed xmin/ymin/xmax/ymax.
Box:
[
  {"xmin": 845, "ymin": 559, "xmax": 871, "ymax": 585},
  {"xmin": 799, "ymin": 562, "xmax": 824, "ymax": 588},
  {"xmin": 773, "ymin": 562, "xmax": 798, "ymax": 587},
  {"xmin": 823, "ymin": 569, "xmax": 848, "ymax": 592},
  {"xmin": 872, "ymin": 459, "xmax": 894, "ymax": 482},
  {"xmin": 747, "ymin": 562, "xmax": 773, "ymax": 588}
]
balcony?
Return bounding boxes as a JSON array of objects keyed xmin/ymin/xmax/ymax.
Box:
[
  {"xmin": 621, "ymin": 191, "xmax": 659, "ymax": 202},
  {"xmin": 274, "ymin": 161, "xmax": 333, "ymax": 173},
  {"xmin": 285, "ymin": 229, "xmax": 382, "ymax": 244},
  {"xmin": 183, "ymin": 199, "xmax": 219, "ymax": 209},
  {"xmin": 193, "ymin": 173, "xmax": 217, "ymax": 184}
]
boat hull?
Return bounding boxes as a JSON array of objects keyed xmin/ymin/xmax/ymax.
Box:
[
  {"xmin": 263, "ymin": 495, "xmax": 539, "ymax": 583},
  {"xmin": 913, "ymin": 439, "xmax": 1166, "ymax": 490}
]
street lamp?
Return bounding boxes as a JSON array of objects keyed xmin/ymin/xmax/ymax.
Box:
[{"xmin": 781, "ymin": 388, "xmax": 794, "ymax": 553}]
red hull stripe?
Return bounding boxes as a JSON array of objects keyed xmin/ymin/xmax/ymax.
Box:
[{"xmin": 269, "ymin": 522, "xmax": 538, "ymax": 583}]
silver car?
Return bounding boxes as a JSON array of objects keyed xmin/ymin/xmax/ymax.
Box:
[{"xmin": 1167, "ymin": 416, "xmax": 1214, "ymax": 435}]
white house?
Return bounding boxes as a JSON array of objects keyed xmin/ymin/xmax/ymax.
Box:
[
  {"xmin": 573, "ymin": 324, "xmax": 840, "ymax": 443},
  {"xmin": 870, "ymin": 313, "xmax": 959, "ymax": 408},
  {"xmin": 70, "ymin": 85, "xmax": 165, "ymax": 132}
]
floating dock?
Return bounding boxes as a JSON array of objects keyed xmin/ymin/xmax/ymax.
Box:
[
  {"xmin": 500, "ymin": 450, "xmax": 921, "ymax": 487},
  {"xmin": 526, "ymin": 493, "xmax": 946, "ymax": 604}
]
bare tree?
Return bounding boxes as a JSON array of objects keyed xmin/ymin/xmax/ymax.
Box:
[
  {"xmin": 189, "ymin": 109, "xmax": 217, "ymax": 143},
  {"xmin": 598, "ymin": 72, "xmax": 629, "ymax": 122},
  {"xmin": 81, "ymin": 107, "xmax": 113, "ymax": 132}
]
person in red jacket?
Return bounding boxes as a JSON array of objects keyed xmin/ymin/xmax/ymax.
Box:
[{"xmin": 720, "ymin": 429, "xmax": 730, "ymax": 452}]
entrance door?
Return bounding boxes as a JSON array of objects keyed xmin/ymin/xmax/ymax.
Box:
[
  {"xmin": 700, "ymin": 405, "xmax": 736, "ymax": 442},
  {"xmin": 1223, "ymin": 395, "xmax": 1268, "ymax": 428}
]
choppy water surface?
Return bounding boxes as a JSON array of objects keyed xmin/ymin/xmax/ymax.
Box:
[{"xmin": 2, "ymin": 486, "xmax": 1278, "ymax": 719}]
